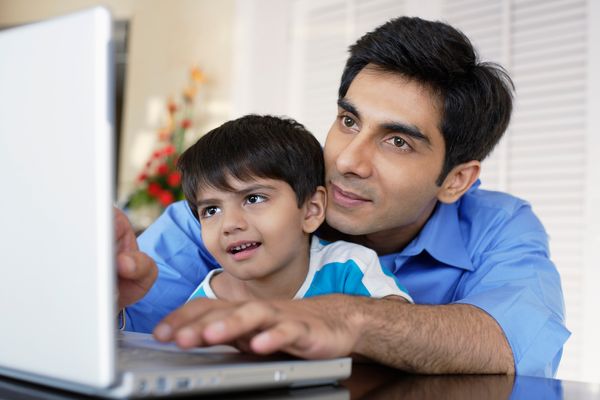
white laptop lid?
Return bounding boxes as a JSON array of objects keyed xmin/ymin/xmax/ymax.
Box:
[{"xmin": 0, "ymin": 6, "xmax": 116, "ymax": 388}]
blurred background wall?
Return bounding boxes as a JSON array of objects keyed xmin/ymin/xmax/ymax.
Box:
[{"xmin": 0, "ymin": 0, "xmax": 598, "ymax": 384}]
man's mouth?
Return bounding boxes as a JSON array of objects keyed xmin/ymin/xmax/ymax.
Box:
[{"xmin": 330, "ymin": 183, "xmax": 371, "ymax": 207}]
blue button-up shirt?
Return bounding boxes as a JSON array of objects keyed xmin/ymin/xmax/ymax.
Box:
[{"xmin": 128, "ymin": 181, "xmax": 570, "ymax": 378}]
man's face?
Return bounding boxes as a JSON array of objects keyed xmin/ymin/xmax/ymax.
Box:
[{"xmin": 324, "ymin": 66, "xmax": 446, "ymax": 250}]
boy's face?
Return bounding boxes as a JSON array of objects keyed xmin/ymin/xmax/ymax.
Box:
[
  {"xmin": 324, "ymin": 66, "xmax": 447, "ymax": 248},
  {"xmin": 195, "ymin": 176, "xmax": 323, "ymax": 283}
]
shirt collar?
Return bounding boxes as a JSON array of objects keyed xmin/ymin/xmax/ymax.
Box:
[{"xmin": 398, "ymin": 181, "xmax": 480, "ymax": 271}]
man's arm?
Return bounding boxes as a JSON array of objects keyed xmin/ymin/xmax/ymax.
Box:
[
  {"xmin": 153, "ymin": 294, "xmax": 514, "ymax": 374},
  {"xmin": 353, "ymin": 298, "xmax": 514, "ymax": 374}
]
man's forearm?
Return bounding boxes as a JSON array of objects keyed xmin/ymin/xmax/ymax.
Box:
[{"xmin": 351, "ymin": 297, "xmax": 515, "ymax": 374}]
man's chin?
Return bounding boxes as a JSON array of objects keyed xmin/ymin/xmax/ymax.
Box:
[{"xmin": 324, "ymin": 211, "xmax": 372, "ymax": 237}]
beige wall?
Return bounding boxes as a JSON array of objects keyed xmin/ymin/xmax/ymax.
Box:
[{"xmin": 0, "ymin": 0, "xmax": 235, "ymax": 199}]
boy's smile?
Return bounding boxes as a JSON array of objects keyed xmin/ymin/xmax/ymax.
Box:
[{"xmin": 195, "ymin": 176, "xmax": 325, "ymax": 299}]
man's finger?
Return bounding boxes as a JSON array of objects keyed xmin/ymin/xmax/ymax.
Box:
[
  {"xmin": 114, "ymin": 207, "xmax": 138, "ymax": 253},
  {"xmin": 250, "ymin": 320, "xmax": 309, "ymax": 355},
  {"xmin": 117, "ymin": 252, "xmax": 156, "ymax": 281},
  {"xmin": 202, "ymin": 301, "xmax": 278, "ymax": 345},
  {"xmin": 154, "ymin": 299, "xmax": 231, "ymax": 343}
]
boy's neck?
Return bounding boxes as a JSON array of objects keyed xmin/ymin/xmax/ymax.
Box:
[{"xmin": 210, "ymin": 240, "xmax": 312, "ymax": 300}]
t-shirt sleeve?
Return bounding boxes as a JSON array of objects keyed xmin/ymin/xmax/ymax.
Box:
[
  {"xmin": 125, "ymin": 201, "xmax": 219, "ymax": 333},
  {"xmin": 453, "ymin": 204, "xmax": 570, "ymax": 378},
  {"xmin": 352, "ymin": 249, "xmax": 414, "ymax": 303}
]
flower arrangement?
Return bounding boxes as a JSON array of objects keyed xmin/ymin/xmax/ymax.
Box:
[{"xmin": 127, "ymin": 66, "xmax": 205, "ymax": 213}]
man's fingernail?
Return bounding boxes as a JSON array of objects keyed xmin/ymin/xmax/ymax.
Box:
[
  {"xmin": 204, "ymin": 321, "xmax": 225, "ymax": 340},
  {"xmin": 252, "ymin": 332, "xmax": 271, "ymax": 350},
  {"xmin": 177, "ymin": 327, "xmax": 197, "ymax": 347},
  {"xmin": 154, "ymin": 324, "xmax": 172, "ymax": 340}
]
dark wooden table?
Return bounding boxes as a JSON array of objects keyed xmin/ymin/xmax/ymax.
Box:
[{"xmin": 0, "ymin": 362, "xmax": 597, "ymax": 399}]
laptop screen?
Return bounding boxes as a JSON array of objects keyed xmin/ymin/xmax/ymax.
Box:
[{"xmin": 0, "ymin": 7, "xmax": 116, "ymax": 388}]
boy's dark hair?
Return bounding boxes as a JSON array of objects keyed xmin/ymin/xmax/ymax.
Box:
[
  {"xmin": 339, "ymin": 16, "xmax": 514, "ymax": 185},
  {"xmin": 178, "ymin": 115, "xmax": 324, "ymax": 212}
]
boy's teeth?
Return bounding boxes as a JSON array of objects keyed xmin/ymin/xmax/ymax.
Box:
[{"xmin": 233, "ymin": 242, "xmax": 257, "ymax": 251}]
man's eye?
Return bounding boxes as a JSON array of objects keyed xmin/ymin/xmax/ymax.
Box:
[
  {"xmin": 246, "ymin": 194, "xmax": 267, "ymax": 205},
  {"xmin": 342, "ymin": 115, "xmax": 356, "ymax": 128},
  {"xmin": 392, "ymin": 137, "xmax": 406, "ymax": 147},
  {"xmin": 386, "ymin": 136, "xmax": 411, "ymax": 150},
  {"xmin": 200, "ymin": 206, "xmax": 220, "ymax": 218}
]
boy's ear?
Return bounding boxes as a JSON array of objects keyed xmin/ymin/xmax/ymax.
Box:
[
  {"xmin": 302, "ymin": 186, "xmax": 327, "ymax": 234},
  {"xmin": 437, "ymin": 160, "xmax": 480, "ymax": 204}
]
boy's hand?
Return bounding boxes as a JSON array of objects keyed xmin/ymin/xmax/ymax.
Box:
[
  {"xmin": 153, "ymin": 295, "xmax": 363, "ymax": 359},
  {"xmin": 115, "ymin": 207, "xmax": 158, "ymax": 310}
]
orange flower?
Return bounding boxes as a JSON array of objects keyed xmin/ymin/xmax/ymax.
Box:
[
  {"xmin": 181, "ymin": 119, "xmax": 192, "ymax": 129},
  {"xmin": 167, "ymin": 99, "xmax": 177, "ymax": 114},
  {"xmin": 183, "ymin": 86, "xmax": 197, "ymax": 103},
  {"xmin": 190, "ymin": 66, "xmax": 205, "ymax": 83}
]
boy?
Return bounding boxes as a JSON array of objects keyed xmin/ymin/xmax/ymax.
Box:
[{"xmin": 177, "ymin": 114, "xmax": 412, "ymax": 302}]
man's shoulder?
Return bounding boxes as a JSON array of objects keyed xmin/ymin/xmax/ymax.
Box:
[
  {"xmin": 461, "ymin": 185, "xmax": 529, "ymax": 215},
  {"xmin": 457, "ymin": 185, "xmax": 547, "ymax": 241}
]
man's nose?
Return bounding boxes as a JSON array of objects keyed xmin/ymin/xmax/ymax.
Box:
[
  {"xmin": 335, "ymin": 133, "xmax": 373, "ymax": 179},
  {"xmin": 221, "ymin": 207, "xmax": 248, "ymax": 235}
]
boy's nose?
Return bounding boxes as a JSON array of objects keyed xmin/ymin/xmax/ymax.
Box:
[{"xmin": 221, "ymin": 208, "xmax": 248, "ymax": 235}]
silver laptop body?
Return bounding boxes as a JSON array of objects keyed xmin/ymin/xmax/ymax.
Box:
[{"xmin": 0, "ymin": 7, "xmax": 351, "ymax": 398}]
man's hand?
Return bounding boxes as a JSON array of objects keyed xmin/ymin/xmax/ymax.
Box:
[
  {"xmin": 153, "ymin": 294, "xmax": 514, "ymax": 375},
  {"xmin": 153, "ymin": 295, "xmax": 363, "ymax": 359},
  {"xmin": 115, "ymin": 207, "xmax": 158, "ymax": 310}
]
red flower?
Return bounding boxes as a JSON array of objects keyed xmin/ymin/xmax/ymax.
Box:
[
  {"xmin": 158, "ymin": 191, "xmax": 174, "ymax": 207},
  {"xmin": 163, "ymin": 144, "xmax": 176, "ymax": 156},
  {"xmin": 137, "ymin": 173, "xmax": 148, "ymax": 183},
  {"xmin": 157, "ymin": 163, "xmax": 169, "ymax": 175},
  {"xmin": 152, "ymin": 150, "xmax": 161, "ymax": 159},
  {"xmin": 147, "ymin": 182, "xmax": 162, "ymax": 197},
  {"xmin": 167, "ymin": 171, "xmax": 181, "ymax": 187},
  {"xmin": 181, "ymin": 119, "xmax": 192, "ymax": 129}
]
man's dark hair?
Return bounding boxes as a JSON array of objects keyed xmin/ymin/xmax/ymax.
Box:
[
  {"xmin": 339, "ymin": 16, "xmax": 514, "ymax": 185},
  {"xmin": 178, "ymin": 115, "xmax": 324, "ymax": 212}
]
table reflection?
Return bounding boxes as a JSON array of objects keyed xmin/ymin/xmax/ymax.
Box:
[
  {"xmin": 344, "ymin": 363, "xmax": 566, "ymax": 400},
  {"xmin": 0, "ymin": 362, "xmax": 588, "ymax": 400}
]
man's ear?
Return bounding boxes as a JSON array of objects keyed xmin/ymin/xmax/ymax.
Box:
[
  {"xmin": 437, "ymin": 160, "xmax": 481, "ymax": 204},
  {"xmin": 302, "ymin": 186, "xmax": 327, "ymax": 234}
]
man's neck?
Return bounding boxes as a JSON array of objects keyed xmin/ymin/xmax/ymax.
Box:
[{"xmin": 319, "ymin": 202, "xmax": 438, "ymax": 255}]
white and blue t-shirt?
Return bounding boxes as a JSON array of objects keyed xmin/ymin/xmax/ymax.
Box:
[{"xmin": 187, "ymin": 236, "xmax": 413, "ymax": 302}]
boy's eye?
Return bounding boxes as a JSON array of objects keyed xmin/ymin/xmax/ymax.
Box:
[
  {"xmin": 200, "ymin": 206, "xmax": 221, "ymax": 218},
  {"xmin": 245, "ymin": 194, "xmax": 267, "ymax": 205}
]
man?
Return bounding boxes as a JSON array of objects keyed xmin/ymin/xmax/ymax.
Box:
[{"xmin": 116, "ymin": 16, "xmax": 569, "ymax": 377}]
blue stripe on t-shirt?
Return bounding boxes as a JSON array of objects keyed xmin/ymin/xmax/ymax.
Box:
[
  {"xmin": 189, "ymin": 284, "xmax": 208, "ymax": 300},
  {"xmin": 303, "ymin": 260, "xmax": 371, "ymax": 298}
]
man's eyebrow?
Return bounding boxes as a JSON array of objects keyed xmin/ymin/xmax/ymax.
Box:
[
  {"xmin": 382, "ymin": 122, "xmax": 431, "ymax": 146},
  {"xmin": 337, "ymin": 98, "xmax": 360, "ymax": 119}
]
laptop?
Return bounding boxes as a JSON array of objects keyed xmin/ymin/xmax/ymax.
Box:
[{"xmin": 0, "ymin": 6, "xmax": 351, "ymax": 398}]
